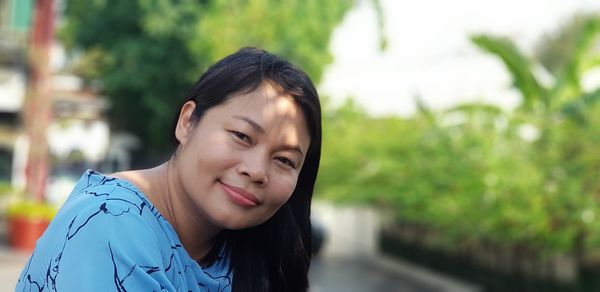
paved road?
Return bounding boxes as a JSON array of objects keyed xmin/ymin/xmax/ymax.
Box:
[
  {"xmin": 310, "ymin": 256, "xmax": 439, "ymax": 292},
  {"xmin": 0, "ymin": 248, "xmax": 28, "ymax": 292},
  {"xmin": 309, "ymin": 255, "xmax": 480, "ymax": 292}
]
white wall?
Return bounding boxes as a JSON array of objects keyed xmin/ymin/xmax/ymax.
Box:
[
  {"xmin": 0, "ymin": 68, "xmax": 25, "ymax": 112},
  {"xmin": 312, "ymin": 201, "xmax": 381, "ymax": 257}
]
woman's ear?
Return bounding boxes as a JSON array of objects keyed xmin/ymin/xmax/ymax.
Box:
[{"xmin": 175, "ymin": 101, "xmax": 197, "ymax": 145}]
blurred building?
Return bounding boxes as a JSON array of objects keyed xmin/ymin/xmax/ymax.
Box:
[
  {"xmin": 0, "ymin": 0, "xmax": 30, "ymax": 186},
  {"xmin": 0, "ymin": 0, "xmax": 125, "ymax": 205},
  {"xmin": 45, "ymin": 78, "xmax": 111, "ymax": 205}
]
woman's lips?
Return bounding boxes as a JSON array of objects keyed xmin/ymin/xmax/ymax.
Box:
[{"xmin": 220, "ymin": 182, "xmax": 259, "ymax": 207}]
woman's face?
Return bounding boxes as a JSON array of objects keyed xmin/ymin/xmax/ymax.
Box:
[{"xmin": 174, "ymin": 82, "xmax": 310, "ymax": 230}]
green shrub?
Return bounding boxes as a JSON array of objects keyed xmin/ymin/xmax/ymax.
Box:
[{"xmin": 6, "ymin": 200, "xmax": 57, "ymax": 221}]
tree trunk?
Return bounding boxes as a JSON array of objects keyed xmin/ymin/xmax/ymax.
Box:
[{"xmin": 24, "ymin": 0, "xmax": 54, "ymax": 201}]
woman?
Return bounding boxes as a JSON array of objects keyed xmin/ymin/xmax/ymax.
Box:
[{"xmin": 16, "ymin": 47, "xmax": 321, "ymax": 292}]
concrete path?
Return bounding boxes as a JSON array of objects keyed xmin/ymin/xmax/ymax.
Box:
[
  {"xmin": 0, "ymin": 247, "xmax": 29, "ymax": 292},
  {"xmin": 310, "ymin": 255, "xmax": 481, "ymax": 292}
]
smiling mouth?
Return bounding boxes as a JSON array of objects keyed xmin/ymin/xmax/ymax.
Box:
[{"xmin": 219, "ymin": 181, "xmax": 259, "ymax": 207}]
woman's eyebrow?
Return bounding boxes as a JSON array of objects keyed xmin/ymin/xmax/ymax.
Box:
[{"xmin": 233, "ymin": 115, "xmax": 265, "ymax": 133}]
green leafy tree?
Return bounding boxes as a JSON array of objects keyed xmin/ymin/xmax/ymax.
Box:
[
  {"xmin": 61, "ymin": 0, "xmax": 354, "ymax": 165},
  {"xmin": 317, "ymin": 15, "xmax": 600, "ymax": 260},
  {"xmin": 471, "ymin": 17, "xmax": 600, "ymax": 120},
  {"xmin": 535, "ymin": 13, "xmax": 600, "ymax": 75},
  {"xmin": 467, "ymin": 17, "xmax": 600, "ymax": 254}
]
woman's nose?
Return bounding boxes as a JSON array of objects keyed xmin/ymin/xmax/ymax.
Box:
[{"xmin": 237, "ymin": 153, "xmax": 269, "ymax": 186}]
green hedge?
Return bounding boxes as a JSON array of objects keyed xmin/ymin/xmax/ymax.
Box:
[{"xmin": 316, "ymin": 100, "xmax": 600, "ymax": 256}]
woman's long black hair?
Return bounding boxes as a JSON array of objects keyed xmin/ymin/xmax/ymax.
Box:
[{"xmin": 171, "ymin": 47, "xmax": 322, "ymax": 292}]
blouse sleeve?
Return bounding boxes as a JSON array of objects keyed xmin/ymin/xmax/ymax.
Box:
[{"xmin": 19, "ymin": 201, "xmax": 176, "ymax": 291}]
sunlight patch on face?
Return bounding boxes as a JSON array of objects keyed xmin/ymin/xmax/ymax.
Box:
[
  {"xmin": 263, "ymin": 90, "xmax": 310, "ymax": 158},
  {"xmin": 231, "ymin": 82, "xmax": 310, "ymax": 155}
]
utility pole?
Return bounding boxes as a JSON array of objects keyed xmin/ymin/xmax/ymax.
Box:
[{"xmin": 24, "ymin": 0, "xmax": 54, "ymax": 201}]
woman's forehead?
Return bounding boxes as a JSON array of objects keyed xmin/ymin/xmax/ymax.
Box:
[{"xmin": 224, "ymin": 83, "xmax": 298, "ymax": 114}]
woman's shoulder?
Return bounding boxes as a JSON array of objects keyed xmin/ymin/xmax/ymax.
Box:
[
  {"xmin": 17, "ymin": 170, "xmax": 189, "ymax": 292},
  {"xmin": 31, "ymin": 170, "xmax": 173, "ymax": 263},
  {"xmin": 45, "ymin": 170, "xmax": 167, "ymax": 248},
  {"xmin": 63, "ymin": 169, "xmax": 161, "ymax": 219}
]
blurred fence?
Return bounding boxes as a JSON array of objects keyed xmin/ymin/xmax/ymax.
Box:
[{"xmin": 381, "ymin": 223, "xmax": 600, "ymax": 291}]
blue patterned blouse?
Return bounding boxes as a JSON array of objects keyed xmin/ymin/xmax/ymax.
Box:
[{"xmin": 16, "ymin": 170, "xmax": 232, "ymax": 291}]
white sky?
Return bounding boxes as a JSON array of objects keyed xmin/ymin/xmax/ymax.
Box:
[{"xmin": 320, "ymin": 0, "xmax": 600, "ymax": 117}]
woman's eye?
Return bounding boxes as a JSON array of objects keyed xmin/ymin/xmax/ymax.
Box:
[
  {"xmin": 275, "ymin": 157, "xmax": 297, "ymax": 169},
  {"xmin": 231, "ymin": 131, "xmax": 251, "ymax": 143}
]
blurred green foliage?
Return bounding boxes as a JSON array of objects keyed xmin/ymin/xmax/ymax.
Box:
[
  {"xmin": 536, "ymin": 13, "xmax": 600, "ymax": 75},
  {"xmin": 60, "ymin": 0, "xmax": 354, "ymax": 164},
  {"xmin": 316, "ymin": 16, "xmax": 600, "ymax": 257},
  {"xmin": 0, "ymin": 182, "xmax": 12, "ymax": 197},
  {"xmin": 6, "ymin": 200, "xmax": 57, "ymax": 221}
]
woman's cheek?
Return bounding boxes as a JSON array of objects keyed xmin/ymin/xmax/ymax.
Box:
[{"xmin": 277, "ymin": 178, "xmax": 298, "ymax": 204}]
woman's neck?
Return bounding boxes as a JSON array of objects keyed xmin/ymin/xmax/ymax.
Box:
[
  {"xmin": 158, "ymin": 161, "xmax": 223, "ymax": 261},
  {"xmin": 114, "ymin": 162, "xmax": 222, "ymax": 262}
]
